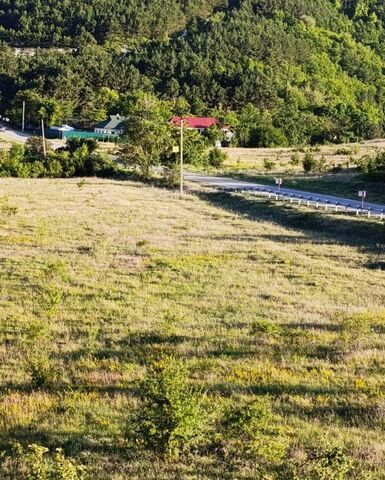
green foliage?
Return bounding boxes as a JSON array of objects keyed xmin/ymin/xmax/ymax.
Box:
[
  {"xmin": 356, "ymin": 150, "xmax": 385, "ymax": 179},
  {"xmin": 336, "ymin": 311, "xmax": 372, "ymax": 354},
  {"xmin": 2, "ymin": 1, "xmax": 385, "ymax": 145},
  {"xmin": 119, "ymin": 92, "xmax": 173, "ymax": 178},
  {"xmin": 0, "ymin": 138, "xmax": 118, "ymax": 178},
  {"xmin": 251, "ymin": 318, "xmax": 283, "ymax": 338},
  {"xmin": 26, "ymin": 352, "xmax": 59, "ymax": 390},
  {"xmin": 290, "ymin": 443, "xmax": 353, "ymax": 480},
  {"xmin": 290, "ymin": 152, "xmax": 301, "ymax": 166},
  {"xmin": 0, "ymin": 444, "xmax": 86, "ymax": 480},
  {"xmin": 129, "ymin": 356, "xmax": 206, "ymax": 457},
  {"xmin": 182, "ymin": 129, "xmax": 209, "ymax": 167},
  {"xmin": 208, "ymin": 148, "xmax": 228, "ymax": 168},
  {"xmin": 303, "ymin": 152, "xmax": 318, "ymax": 173},
  {"xmin": 263, "ymin": 158, "xmax": 274, "ymax": 171},
  {"xmin": 220, "ymin": 398, "xmax": 287, "ymax": 463}
]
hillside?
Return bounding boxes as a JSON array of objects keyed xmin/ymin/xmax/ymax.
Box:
[
  {"xmin": 1, "ymin": 178, "xmax": 385, "ymax": 478},
  {"xmin": 2, "ymin": 1, "xmax": 385, "ymax": 146}
]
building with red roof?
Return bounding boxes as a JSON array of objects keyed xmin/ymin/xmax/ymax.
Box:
[{"xmin": 171, "ymin": 116, "xmax": 219, "ymax": 133}]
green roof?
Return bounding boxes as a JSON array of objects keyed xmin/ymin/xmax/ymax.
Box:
[{"xmin": 94, "ymin": 115, "xmax": 126, "ymax": 130}]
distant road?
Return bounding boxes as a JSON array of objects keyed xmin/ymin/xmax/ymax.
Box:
[
  {"xmin": 0, "ymin": 127, "xmax": 64, "ymax": 150},
  {"xmin": 185, "ymin": 172, "xmax": 385, "ymax": 216}
]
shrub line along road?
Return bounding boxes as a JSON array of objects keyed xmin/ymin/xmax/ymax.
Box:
[
  {"xmin": 2, "ymin": 126, "xmax": 385, "ymax": 217},
  {"xmin": 185, "ymin": 172, "xmax": 385, "ymax": 217}
]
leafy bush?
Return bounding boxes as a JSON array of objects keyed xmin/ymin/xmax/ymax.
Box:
[
  {"xmin": 356, "ymin": 151, "xmax": 385, "ymax": 179},
  {"xmin": 290, "ymin": 152, "xmax": 301, "ymax": 166},
  {"xmin": 303, "ymin": 152, "xmax": 317, "ymax": 173},
  {"xmin": 208, "ymin": 148, "xmax": 228, "ymax": 168},
  {"xmin": 251, "ymin": 318, "xmax": 283, "ymax": 337},
  {"xmin": 129, "ymin": 356, "xmax": 206, "ymax": 458},
  {"xmin": 336, "ymin": 312, "xmax": 372, "ymax": 354},
  {"xmin": 26, "ymin": 352, "xmax": 59, "ymax": 390},
  {"xmin": 220, "ymin": 398, "xmax": 287, "ymax": 463},
  {"xmin": 290, "ymin": 443, "xmax": 353, "ymax": 480},
  {"xmin": 263, "ymin": 158, "xmax": 274, "ymax": 171},
  {"xmin": 0, "ymin": 138, "xmax": 119, "ymax": 179},
  {"xmin": 0, "ymin": 444, "xmax": 87, "ymax": 480}
]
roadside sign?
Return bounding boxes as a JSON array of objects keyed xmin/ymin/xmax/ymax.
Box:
[
  {"xmin": 275, "ymin": 178, "xmax": 283, "ymax": 186},
  {"xmin": 358, "ymin": 191, "xmax": 367, "ymax": 212}
]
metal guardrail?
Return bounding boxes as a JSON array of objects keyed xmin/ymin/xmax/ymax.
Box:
[{"xmin": 220, "ymin": 186, "xmax": 385, "ymax": 220}]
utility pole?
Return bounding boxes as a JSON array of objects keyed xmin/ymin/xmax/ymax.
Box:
[
  {"xmin": 22, "ymin": 101, "xmax": 25, "ymax": 133},
  {"xmin": 41, "ymin": 118, "xmax": 47, "ymax": 157},
  {"xmin": 180, "ymin": 118, "xmax": 184, "ymax": 197}
]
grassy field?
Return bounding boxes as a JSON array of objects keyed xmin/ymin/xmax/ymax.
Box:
[
  {"xmin": 0, "ymin": 178, "xmax": 385, "ymax": 479},
  {"xmin": 223, "ymin": 139, "xmax": 385, "ymax": 174}
]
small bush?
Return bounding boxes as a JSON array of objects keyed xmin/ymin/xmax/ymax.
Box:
[
  {"xmin": 0, "ymin": 138, "xmax": 119, "ymax": 179},
  {"xmin": 303, "ymin": 152, "xmax": 317, "ymax": 173},
  {"xmin": 0, "ymin": 195, "xmax": 18, "ymax": 216},
  {"xmin": 334, "ymin": 147, "xmax": 352, "ymax": 156},
  {"xmin": 356, "ymin": 150, "xmax": 385, "ymax": 179},
  {"xmin": 0, "ymin": 443, "xmax": 87, "ymax": 480},
  {"xmin": 263, "ymin": 158, "xmax": 274, "ymax": 170},
  {"xmin": 251, "ymin": 318, "xmax": 283, "ymax": 337},
  {"xmin": 290, "ymin": 152, "xmax": 301, "ymax": 166},
  {"xmin": 26, "ymin": 353, "xmax": 59, "ymax": 390},
  {"xmin": 220, "ymin": 398, "xmax": 286, "ymax": 463},
  {"xmin": 290, "ymin": 443, "xmax": 353, "ymax": 480},
  {"xmin": 208, "ymin": 148, "xmax": 228, "ymax": 168},
  {"xmin": 333, "ymin": 312, "xmax": 372, "ymax": 355},
  {"xmin": 128, "ymin": 356, "xmax": 206, "ymax": 458}
]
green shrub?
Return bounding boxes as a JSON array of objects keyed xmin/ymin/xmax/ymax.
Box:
[
  {"xmin": 263, "ymin": 158, "xmax": 274, "ymax": 170},
  {"xmin": 290, "ymin": 443, "xmax": 353, "ymax": 480},
  {"xmin": 26, "ymin": 352, "xmax": 59, "ymax": 390},
  {"xmin": 290, "ymin": 152, "xmax": 301, "ymax": 166},
  {"xmin": 356, "ymin": 151, "xmax": 385, "ymax": 179},
  {"xmin": 303, "ymin": 152, "xmax": 317, "ymax": 173},
  {"xmin": 334, "ymin": 147, "xmax": 352, "ymax": 156},
  {"xmin": 251, "ymin": 318, "xmax": 283, "ymax": 337},
  {"xmin": 0, "ymin": 444, "xmax": 87, "ymax": 480},
  {"xmin": 0, "ymin": 138, "xmax": 119, "ymax": 179},
  {"xmin": 220, "ymin": 398, "xmax": 286, "ymax": 463},
  {"xmin": 129, "ymin": 356, "xmax": 206, "ymax": 458},
  {"xmin": 337, "ymin": 312, "xmax": 372, "ymax": 354},
  {"xmin": 208, "ymin": 148, "xmax": 228, "ymax": 168},
  {"xmin": 0, "ymin": 195, "xmax": 18, "ymax": 216}
]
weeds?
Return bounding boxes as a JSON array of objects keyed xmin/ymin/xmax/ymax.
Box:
[
  {"xmin": 26, "ymin": 352, "xmax": 60, "ymax": 390},
  {"xmin": 0, "ymin": 444, "xmax": 87, "ymax": 480}
]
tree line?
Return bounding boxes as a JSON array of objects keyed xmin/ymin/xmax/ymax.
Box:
[{"xmin": 2, "ymin": 0, "xmax": 385, "ymax": 147}]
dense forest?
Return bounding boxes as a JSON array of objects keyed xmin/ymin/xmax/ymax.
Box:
[{"xmin": 2, "ymin": 0, "xmax": 385, "ymax": 146}]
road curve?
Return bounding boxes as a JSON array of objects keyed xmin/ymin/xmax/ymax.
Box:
[
  {"xmin": 0, "ymin": 127, "xmax": 64, "ymax": 150},
  {"xmin": 185, "ymin": 172, "xmax": 385, "ymax": 215}
]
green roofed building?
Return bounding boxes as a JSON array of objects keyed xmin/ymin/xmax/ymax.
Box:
[{"xmin": 94, "ymin": 114, "xmax": 126, "ymax": 136}]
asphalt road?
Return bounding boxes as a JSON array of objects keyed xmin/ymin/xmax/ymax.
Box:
[
  {"xmin": 185, "ymin": 172, "xmax": 385, "ymax": 215},
  {"xmin": 0, "ymin": 127, "xmax": 64, "ymax": 150}
]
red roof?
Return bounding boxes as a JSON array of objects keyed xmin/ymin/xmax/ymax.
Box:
[{"xmin": 171, "ymin": 117, "xmax": 218, "ymax": 129}]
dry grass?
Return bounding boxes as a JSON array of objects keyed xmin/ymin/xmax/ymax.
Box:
[
  {"xmin": 0, "ymin": 178, "xmax": 385, "ymax": 478},
  {"xmin": 223, "ymin": 139, "xmax": 385, "ymax": 174}
]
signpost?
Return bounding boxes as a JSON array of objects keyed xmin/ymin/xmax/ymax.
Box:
[
  {"xmin": 22, "ymin": 101, "xmax": 25, "ymax": 133},
  {"xmin": 358, "ymin": 190, "xmax": 367, "ymax": 212},
  {"xmin": 179, "ymin": 119, "xmax": 184, "ymax": 197},
  {"xmin": 275, "ymin": 178, "xmax": 283, "ymax": 194}
]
